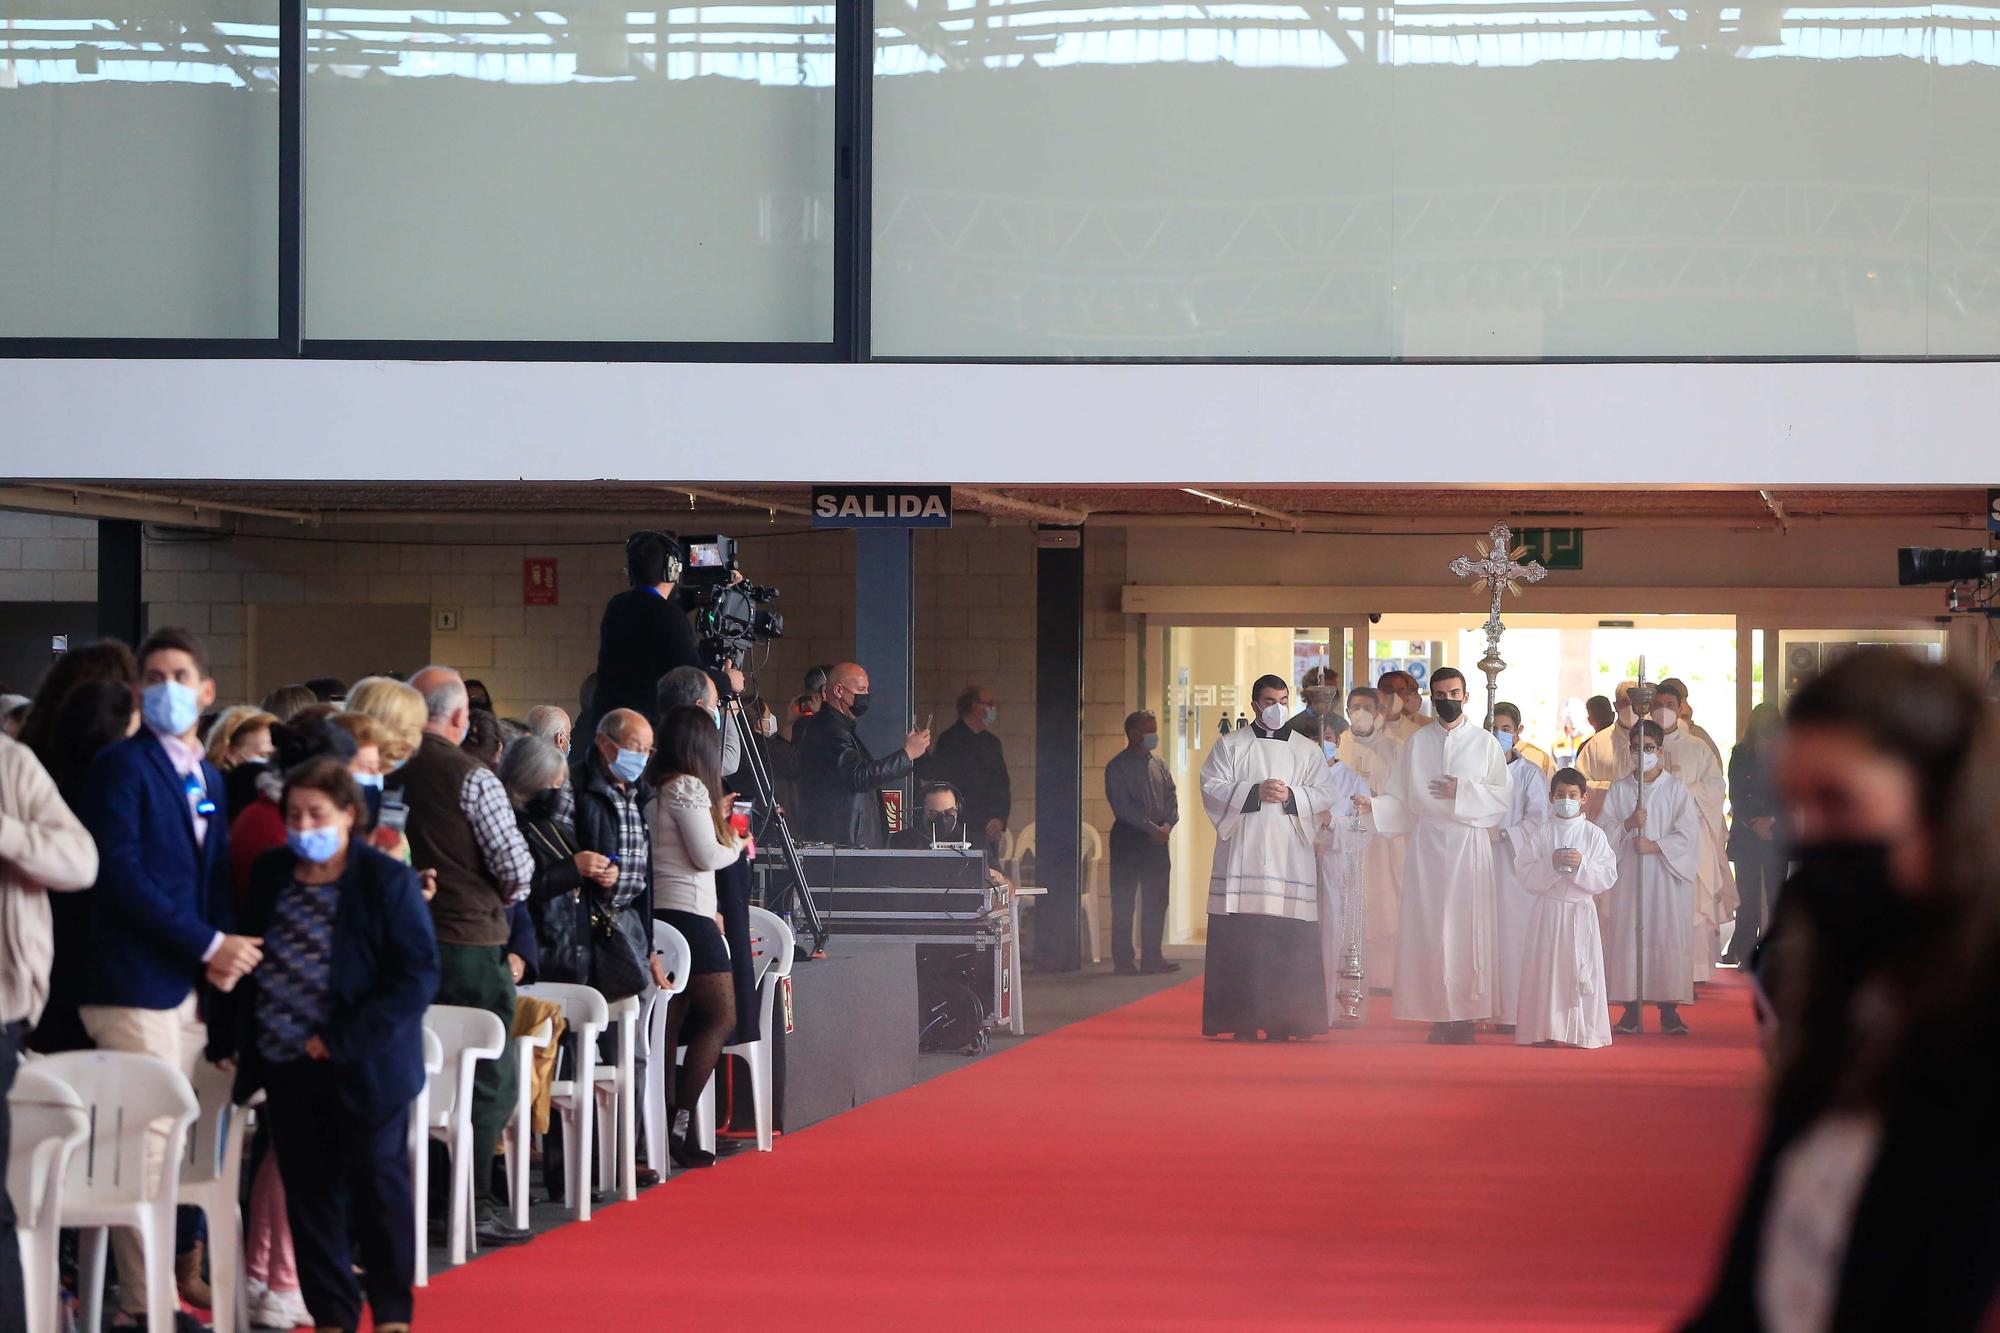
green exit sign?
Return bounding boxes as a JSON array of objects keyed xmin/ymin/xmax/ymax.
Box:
[{"xmin": 1515, "ymin": 527, "xmax": 1584, "ymax": 571}]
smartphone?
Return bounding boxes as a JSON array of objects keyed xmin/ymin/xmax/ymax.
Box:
[{"xmin": 377, "ymin": 798, "xmax": 410, "ymax": 835}]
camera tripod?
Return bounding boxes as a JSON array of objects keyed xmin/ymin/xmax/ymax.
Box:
[{"xmin": 725, "ymin": 699, "xmax": 828, "ymax": 957}]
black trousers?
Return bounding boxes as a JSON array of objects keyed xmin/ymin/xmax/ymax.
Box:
[
  {"xmin": 0, "ymin": 1020, "xmax": 24, "ymax": 1333},
  {"xmin": 1108, "ymin": 827, "xmax": 1171, "ymax": 968},
  {"xmin": 1728, "ymin": 849, "xmax": 1786, "ymax": 960},
  {"xmin": 265, "ymin": 1061, "xmax": 416, "ymax": 1331}
]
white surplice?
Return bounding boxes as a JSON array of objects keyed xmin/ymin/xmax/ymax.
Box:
[
  {"xmin": 1337, "ymin": 727, "xmax": 1404, "ymax": 988},
  {"xmin": 1512, "ymin": 813, "xmax": 1619, "ymax": 1048},
  {"xmin": 1660, "ymin": 727, "xmax": 1738, "ymax": 988},
  {"xmin": 1372, "ymin": 719, "xmax": 1512, "ymax": 1022},
  {"xmin": 1202, "ymin": 726, "xmax": 1340, "ymax": 921},
  {"xmin": 1312, "ymin": 755, "xmax": 1377, "ymax": 1024},
  {"xmin": 1596, "ymin": 771, "xmax": 1702, "ymax": 1005},
  {"xmin": 1492, "ymin": 755, "xmax": 1550, "ymax": 1027},
  {"xmin": 1576, "ymin": 724, "xmax": 1628, "ymax": 810}
]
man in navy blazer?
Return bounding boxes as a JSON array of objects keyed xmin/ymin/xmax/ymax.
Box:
[{"xmin": 77, "ymin": 628, "xmax": 264, "ymax": 1326}]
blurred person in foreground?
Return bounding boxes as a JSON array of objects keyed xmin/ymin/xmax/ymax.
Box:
[{"xmin": 1686, "ymin": 650, "xmax": 2000, "ymax": 1331}]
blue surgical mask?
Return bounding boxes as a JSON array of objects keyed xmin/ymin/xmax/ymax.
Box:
[
  {"xmin": 1497, "ymin": 729, "xmax": 1517, "ymax": 752},
  {"xmin": 1552, "ymin": 797, "xmax": 1583, "ymax": 820},
  {"xmin": 354, "ymin": 772, "xmax": 385, "ymax": 790},
  {"xmin": 1321, "ymin": 739, "xmax": 1340, "ymax": 761},
  {"xmin": 142, "ymin": 680, "xmax": 201, "ymax": 738},
  {"xmin": 610, "ymin": 746, "xmax": 648, "ymax": 784},
  {"xmin": 287, "ymin": 824, "xmax": 344, "ymax": 864},
  {"xmin": 1140, "ymin": 734, "xmax": 1159, "ymax": 751}
]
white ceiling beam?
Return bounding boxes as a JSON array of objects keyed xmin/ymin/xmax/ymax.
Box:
[{"xmin": 0, "ymin": 485, "xmax": 225, "ymax": 530}]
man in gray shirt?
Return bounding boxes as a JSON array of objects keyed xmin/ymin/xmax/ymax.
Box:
[{"xmin": 1104, "ymin": 709, "xmax": 1181, "ymax": 975}]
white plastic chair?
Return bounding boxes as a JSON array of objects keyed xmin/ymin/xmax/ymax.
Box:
[
  {"xmin": 499, "ymin": 1014, "xmax": 555, "ymax": 1231},
  {"xmin": 412, "ymin": 1026, "xmax": 442, "ymax": 1288},
  {"xmin": 178, "ymin": 1061, "xmax": 254, "ymax": 1333},
  {"xmin": 422, "ymin": 1005, "xmax": 506, "ymax": 1266},
  {"xmin": 591, "ymin": 995, "xmax": 641, "ymax": 1202},
  {"xmin": 642, "ymin": 921, "xmax": 693, "ymax": 1178},
  {"xmin": 1012, "ymin": 820, "xmax": 1101, "ymax": 964},
  {"xmin": 37, "ymin": 1050, "xmax": 200, "ymax": 1333},
  {"xmin": 690, "ymin": 908, "xmax": 796, "ymax": 1154},
  {"xmin": 8, "ymin": 1065, "xmax": 90, "ymax": 1333},
  {"xmin": 516, "ymin": 982, "xmax": 608, "ymax": 1221}
]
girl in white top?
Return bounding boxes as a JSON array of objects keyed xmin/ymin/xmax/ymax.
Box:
[
  {"xmin": 1512, "ymin": 767, "xmax": 1619, "ymax": 1048},
  {"xmin": 644, "ymin": 705, "xmax": 741, "ymax": 1169}
]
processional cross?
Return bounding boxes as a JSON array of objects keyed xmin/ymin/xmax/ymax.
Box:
[{"xmin": 1448, "ymin": 522, "xmax": 1549, "ymax": 731}]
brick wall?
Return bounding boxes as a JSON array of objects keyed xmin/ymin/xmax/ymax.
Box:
[{"xmin": 0, "ymin": 511, "xmax": 100, "ymax": 602}]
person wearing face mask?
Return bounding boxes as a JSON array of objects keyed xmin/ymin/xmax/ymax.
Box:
[
  {"xmin": 926, "ymin": 684, "xmax": 1012, "ymax": 856},
  {"xmin": 1594, "ymin": 720, "xmax": 1703, "ymax": 1036},
  {"xmin": 1510, "ymin": 768, "xmax": 1618, "ymax": 1049},
  {"xmin": 1338, "ymin": 687, "xmax": 1406, "ymax": 992},
  {"xmin": 892, "ymin": 782, "xmax": 969, "ymax": 848},
  {"xmin": 1576, "ymin": 681, "xmax": 1641, "ymax": 817},
  {"xmin": 1489, "ymin": 703, "xmax": 1551, "ymax": 1034},
  {"xmin": 1368, "ymin": 667, "xmax": 1512, "ymax": 1044},
  {"xmin": 1658, "ymin": 677, "xmax": 1724, "ymax": 765},
  {"xmin": 795, "ymin": 662, "xmax": 931, "ymax": 849},
  {"xmin": 1376, "ymin": 670, "xmax": 1432, "ymax": 743},
  {"xmin": 504, "ymin": 736, "xmax": 611, "ymax": 985},
  {"xmin": 1296, "ymin": 713, "xmax": 1375, "ymax": 1025},
  {"xmin": 1104, "ymin": 710, "xmax": 1181, "ymax": 976},
  {"xmin": 570, "ymin": 709, "xmax": 673, "ymax": 1000},
  {"xmin": 1648, "ymin": 680, "xmax": 1737, "ymax": 992},
  {"xmin": 1687, "ymin": 650, "xmax": 2000, "ymax": 1333},
  {"xmin": 401, "ymin": 664, "xmax": 534, "ymax": 1247},
  {"xmin": 214, "ymin": 757, "xmax": 438, "ymax": 1333},
  {"xmin": 76, "ymin": 628, "xmax": 266, "ymax": 1326},
  {"xmin": 1200, "ymin": 674, "xmax": 1343, "ymax": 1039}
]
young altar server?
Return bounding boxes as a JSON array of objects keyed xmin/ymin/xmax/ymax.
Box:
[
  {"xmin": 1336, "ymin": 687, "xmax": 1402, "ymax": 990},
  {"xmin": 1489, "ymin": 703, "xmax": 1549, "ymax": 1032},
  {"xmin": 1298, "ymin": 715, "xmax": 1376, "ymax": 1026},
  {"xmin": 1512, "ymin": 768, "xmax": 1618, "ymax": 1048},
  {"xmin": 1596, "ymin": 720, "xmax": 1704, "ymax": 1036},
  {"xmin": 1201, "ymin": 673, "xmax": 1342, "ymax": 1040}
]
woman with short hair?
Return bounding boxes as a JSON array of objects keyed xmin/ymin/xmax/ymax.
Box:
[{"xmin": 343, "ymin": 676, "xmax": 426, "ymax": 773}]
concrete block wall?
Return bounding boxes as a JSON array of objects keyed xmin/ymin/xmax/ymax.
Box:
[{"xmin": 0, "ymin": 511, "xmax": 99, "ymax": 602}]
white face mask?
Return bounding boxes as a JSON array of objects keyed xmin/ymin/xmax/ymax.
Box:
[
  {"xmin": 1637, "ymin": 749, "xmax": 1660, "ymax": 774},
  {"xmin": 1651, "ymin": 707, "xmax": 1679, "ymax": 732},
  {"xmin": 1551, "ymin": 797, "xmax": 1583, "ymax": 820},
  {"xmin": 758, "ymin": 714, "xmax": 777, "ymax": 738},
  {"xmin": 1258, "ymin": 702, "xmax": 1288, "ymax": 731},
  {"xmin": 1349, "ymin": 711, "xmax": 1376, "ymax": 737}
]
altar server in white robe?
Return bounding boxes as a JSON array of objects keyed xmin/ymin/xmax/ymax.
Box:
[
  {"xmin": 1489, "ymin": 703, "xmax": 1550, "ymax": 1030},
  {"xmin": 1649, "ymin": 679, "xmax": 1737, "ymax": 990},
  {"xmin": 1299, "ymin": 715, "xmax": 1377, "ymax": 1026},
  {"xmin": 1201, "ymin": 673, "xmax": 1343, "ymax": 1040},
  {"xmin": 1337, "ymin": 686, "xmax": 1404, "ymax": 989},
  {"xmin": 1370, "ymin": 668, "xmax": 1512, "ymax": 1044},
  {"xmin": 1513, "ymin": 767, "xmax": 1619, "ymax": 1048},
  {"xmin": 1596, "ymin": 720, "xmax": 1703, "ymax": 1036}
]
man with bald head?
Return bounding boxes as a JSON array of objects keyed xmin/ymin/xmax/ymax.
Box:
[
  {"xmin": 795, "ymin": 662, "xmax": 931, "ymax": 847},
  {"xmin": 527, "ymin": 704, "xmax": 571, "ymax": 758},
  {"xmin": 397, "ymin": 665, "xmax": 534, "ymax": 1245}
]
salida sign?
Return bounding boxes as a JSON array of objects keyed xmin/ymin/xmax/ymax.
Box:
[{"xmin": 811, "ymin": 486, "xmax": 952, "ymax": 529}]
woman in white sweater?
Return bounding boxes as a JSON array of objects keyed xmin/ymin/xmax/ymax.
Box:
[{"xmin": 646, "ymin": 705, "xmax": 742, "ymax": 1169}]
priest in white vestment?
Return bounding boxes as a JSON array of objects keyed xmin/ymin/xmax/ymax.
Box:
[
  {"xmin": 1649, "ymin": 680, "xmax": 1737, "ymax": 990},
  {"xmin": 1490, "ymin": 703, "xmax": 1550, "ymax": 1030},
  {"xmin": 1512, "ymin": 767, "xmax": 1619, "ymax": 1048},
  {"xmin": 1337, "ymin": 686, "xmax": 1404, "ymax": 990},
  {"xmin": 1201, "ymin": 674, "xmax": 1343, "ymax": 1040},
  {"xmin": 1576, "ymin": 681, "xmax": 1639, "ymax": 817},
  {"xmin": 1596, "ymin": 721, "xmax": 1704, "ymax": 1035},
  {"xmin": 1370, "ymin": 668, "xmax": 1512, "ymax": 1044},
  {"xmin": 1376, "ymin": 669, "xmax": 1434, "ymax": 745}
]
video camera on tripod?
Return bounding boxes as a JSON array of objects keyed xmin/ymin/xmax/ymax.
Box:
[{"xmin": 678, "ymin": 535, "xmax": 784, "ymax": 669}]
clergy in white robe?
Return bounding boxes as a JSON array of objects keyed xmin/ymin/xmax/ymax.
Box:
[
  {"xmin": 1370, "ymin": 669, "xmax": 1512, "ymax": 1038},
  {"xmin": 1200, "ymin": 675, "xmax": 1344, "ymax": 1039},
  {"xmin": 1650, "ymin": 683, "xmax": 1737, "ymax": 990},
  {"xmin": 1576, "ymin": 681, "xmax": 1639, "ymax": 818},
  {"xmin": 1308, "ymin": 733, "xmax": 1377, "ymax": 1025},
  {"xmin": 1512, "ymin": 775, "xmax": 1619, "ymax": 1048},
  {"xmin": 1490, "ymin": 705, "xmax": 1551, "ymax": 1029},
  {"xmin": 1596, "ymin": 723, "xmax": 1704, "ymax": 1024},
  {"xmin": 1337, "ymin": 688, "xmax": 1403, "ymax": 989}
]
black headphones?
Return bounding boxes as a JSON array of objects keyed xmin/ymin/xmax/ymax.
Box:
[{"xmin": 626, "ymin": 530, "xmax": 684, "ymax": 585}]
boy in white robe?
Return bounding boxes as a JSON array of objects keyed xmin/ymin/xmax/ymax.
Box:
[
  {"xmin": 1337, "ymin": 686, "xmax": 1403, "ymax": 990},
  {"xmin": 1513, "ymin": 767, "xmax": 1619, "ymax": 1048},
  {"xmin": 1201, "ymin": 674, "xmax": 1343, "ymax": 1040},
  {"xmin": 1489, "ymin": 703, "xmax": 1550, "ymax": 1031},
  {"xmin": 1596, "ymin": 721, "xmax": 1704, "ymax": 1036},
  {"xmin": 1370, "ymin": 668, "xmax": 1511, "ymax": 1044},
  {"xmin": 1301, "ymin": 716, "xmax": 1376, "ymax": 1025}
]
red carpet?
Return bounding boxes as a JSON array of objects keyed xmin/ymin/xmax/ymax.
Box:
[{"xmin": 421, "ymin": 976, "xmax": 1766, "ymax": 1331}]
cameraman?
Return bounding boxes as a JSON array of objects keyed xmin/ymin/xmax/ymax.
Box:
[{"xmin": 588, "ymin": 531, "xmax": 743, "ymax": 734}]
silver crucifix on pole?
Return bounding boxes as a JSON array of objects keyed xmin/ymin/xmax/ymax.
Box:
[{"xmin": 1448, "ymin": 522, "xmax": 1549, "ymax": 731}]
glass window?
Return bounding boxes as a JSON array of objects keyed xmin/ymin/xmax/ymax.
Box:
[
  {"xmin": 0, "ymin": 1, "xmax": 280, "ymax": 338},
  {"xmin": 303, "ymin": 4, "xmax": 836, "ymax": 342}
]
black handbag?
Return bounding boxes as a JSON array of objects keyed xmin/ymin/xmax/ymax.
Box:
[
  {"xmin": 524, "ymin": 820, "xmax": 592, "ymax": 984},
  {"xmin": 588, "ymin": 906, "xmax": 650, "ymax": 1001}
]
